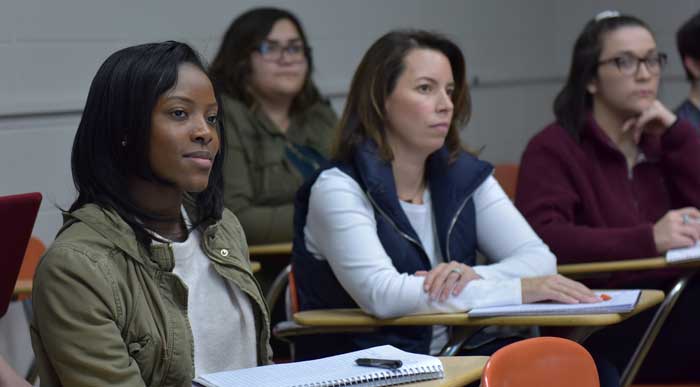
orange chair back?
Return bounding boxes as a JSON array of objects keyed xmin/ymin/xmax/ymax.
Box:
[
  {"xmin": 19, "ymin": 236, "xmax": 45, "ymax": 281},
  {"xmin": 15, "ymin": 236, "xmax": 46, "ymax": 301},
  {"xmin": 481, "ymin": 337, "xmax": 599, "ymax": 387},
  {"xmin": 288, "ymin": 267, "xmax": 300, "ymax": 314},
  {"xmin": 493, "ymin": 163, "xmax": 519, "ymax": 201}
]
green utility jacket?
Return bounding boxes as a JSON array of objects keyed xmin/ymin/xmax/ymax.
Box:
[
  {"xmin": 31, "ymin": 203, "xmax": 271, "ymax": 387},
  {"xmin": 221, "ymin": 95, "xmax": 337, "ymax": 244}
]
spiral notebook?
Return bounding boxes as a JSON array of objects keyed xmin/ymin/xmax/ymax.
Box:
[{"xmin": 193, "ymin": 345, "xmax": 444, "ymax": 387}]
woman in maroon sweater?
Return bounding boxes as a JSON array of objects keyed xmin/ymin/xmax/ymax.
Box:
[{"xmin": 517, "ymin": 12, "xmax": 700, "ymax": 382}]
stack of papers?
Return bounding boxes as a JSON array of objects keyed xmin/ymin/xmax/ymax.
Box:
[
  {"xmin": 468, "ymin": 290, "xmax": 641, "ymax": 317},
  {"xmin": 666, "ymin": 242, "xmax": 700, "ymax": 263}
]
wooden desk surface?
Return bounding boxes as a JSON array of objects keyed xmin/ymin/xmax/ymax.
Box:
[
  {"xmin": 248, "ymin": 243, "xmax": 292, "ymax": 256},
  {"xmin": 12, "ymin": 279, "xmax": 32, "ymax": 297},
  {"xmin": 294, "ymin": 289, "xmax": 663, "ymax": 327},
  {"xmin": 558, "ymin": 257, "xmax": 700, "ymax": 276},
  {"xmin": 189, "ymin": 356, "xmax": 487, "ymax": 387},
  {"xmin": 415, "ymin": 356, "xmax": 488, "ymax": 387}
]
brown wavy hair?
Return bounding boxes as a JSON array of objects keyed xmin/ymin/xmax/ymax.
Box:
[{"xmin": 333, "ymin": 29, "xmax": 470, "ymax": 163}]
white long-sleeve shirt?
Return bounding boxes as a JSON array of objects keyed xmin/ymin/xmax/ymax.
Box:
[{"xmin": 304, "ymin": 168, "xmax": 556, "ymax": 321}]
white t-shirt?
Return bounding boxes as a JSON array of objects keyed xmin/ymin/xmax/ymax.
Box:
[
  {"xmin": 304, "ymin": 168, "xmax": 556, "ymax": 350},
  {"xmin": 399, "ymin": 190, "xmax": 448, "ymax": 354},
  {"xmin": 155, "ymin": 210, "xmax": 258, "ymax": 376}
]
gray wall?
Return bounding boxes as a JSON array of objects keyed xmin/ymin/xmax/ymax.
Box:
[{"xmin": 0, "ymin": 0, "xmax": 697, "ymax": 246}]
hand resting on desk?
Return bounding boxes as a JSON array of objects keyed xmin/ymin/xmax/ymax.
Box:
[
  {"xmin": 522, "ymin": 274, "xmax": 600, "ymax": 304},
  {"xmin": 415, "ymin": 261, "xmax": 482, "ymax": 302},
  {"xmin": 653, "ymin": 207, "xmax": 700, "ymax": 253}
]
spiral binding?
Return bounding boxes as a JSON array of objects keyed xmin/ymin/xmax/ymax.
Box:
[{"xmin": 295, "ymin": 364, "xmax": 444, "ymax": 387}]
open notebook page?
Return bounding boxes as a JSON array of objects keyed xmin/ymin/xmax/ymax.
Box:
[
  {"xmin": 193, "ymin": 345, "xmax": 443, "ymax": 387},
  {"xmin": 468, "ymin": 290, "xmax": 640, "ymax": 317},
  {"xmin": 666, "ymin": 241, "xmax": 700, "ymax": 263}
]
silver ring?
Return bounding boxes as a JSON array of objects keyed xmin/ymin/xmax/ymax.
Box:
[
  {"xmin": 683, "ymin": 214, "xmax": 690, "ymax": 225},
  {"xmin": 449, "ymin": 268, "xmax": 463, "ymax": 276}
]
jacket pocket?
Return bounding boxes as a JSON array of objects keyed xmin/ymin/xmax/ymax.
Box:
[{"xmin": 128, "ymin": 334, "xmax": 157, "ymax": 385}]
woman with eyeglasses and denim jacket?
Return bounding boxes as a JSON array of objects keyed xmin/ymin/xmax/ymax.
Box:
[
  {"xmin": 516, "ymin": 12, "xmax": 700, "ymax": 383},
  {"xmin": 210, "ymin": 8, "xmax": 337, "ymax": 245}
]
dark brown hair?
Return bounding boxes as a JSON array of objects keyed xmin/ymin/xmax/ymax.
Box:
[
  {"xmin": 333, "ymin": 29, "xmax": 470, "ymax": 163},
  {"xmin": 210, "ymin": 7, "xmax": 322, "ymax": 114},
  {"xmin": 677, "ymin": 10, "xmax": 700, "ymax": 81},
  {"xmin": 554, "ymin": 13, "xmax": 651, "ymax": 140}
]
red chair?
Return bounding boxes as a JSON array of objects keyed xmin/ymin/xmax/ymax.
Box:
[
  {"xmin": 481, "ymin": 336, "xmax": 599, "ymax": 387},
  {"xmin": 493, "ymin": 163, "xmax": 519, "ymax": 201}
]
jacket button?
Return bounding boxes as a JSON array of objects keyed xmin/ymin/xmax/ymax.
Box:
[{"xmin": 220, "ymin": 249, "xmax": 229, "ymax": 257}]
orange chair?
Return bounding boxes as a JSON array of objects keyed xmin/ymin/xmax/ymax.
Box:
[
  {"xmin": 493, "ymin": 163, "xmax": 519, "ymax": 201},
  {"xmin": 481, "ymin": 336, "xmax": 599, "ymax": 387},
  {"xmin": 14, "ymin": 236, "xmax": 45, "ymax": 301}
]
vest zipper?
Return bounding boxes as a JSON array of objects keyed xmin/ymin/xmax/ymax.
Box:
[
  {"xmin": 445, "ymin": 191, "xmax": 476, "ymax": 262},
  {"xmin": 365, "ymin": 190, "xmax": 425, "ymax": 252}
]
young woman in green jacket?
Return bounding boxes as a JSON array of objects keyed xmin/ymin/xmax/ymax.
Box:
[
  {"xmin": 31, "ymin": 41, "xmax": 271, "ymax": 387},
  {"xmin": 211, "ymin": 7, "xmax": 338, "ymax": 244}
]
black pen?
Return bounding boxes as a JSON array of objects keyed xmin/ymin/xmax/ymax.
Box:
[{"xmin": 355, "ymin": 358, "xmax": 403, "ymax": 369}]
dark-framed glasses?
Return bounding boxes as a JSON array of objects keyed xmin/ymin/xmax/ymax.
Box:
[
  {"xmin": 256, "ymin": 40, "xmax": 308, "ymax": 63},
  {"xmin": 598, "ymin": 53, "xmax": 667, "ymax": 76}
]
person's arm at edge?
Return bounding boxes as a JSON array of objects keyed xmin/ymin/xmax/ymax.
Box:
[{"xmin": 657, "ymin": 118, "xmax": 700, "ymax": 208}]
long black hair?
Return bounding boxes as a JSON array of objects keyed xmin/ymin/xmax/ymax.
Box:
[
  {"xmin": 70, "ymin": 41, "xmax": 226, "ymax": 248},
  {"xmin": 553, "ymin": 13, "xmax": 651, "ymax": 140},
  {"xmin": 210, "ymin": 7, "xmax": 322, "ymax": 114}
]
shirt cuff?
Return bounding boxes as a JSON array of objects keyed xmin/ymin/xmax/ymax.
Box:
[{"xmin": 464, "ymin": 278, "xmax": 522, "ymax": 308}]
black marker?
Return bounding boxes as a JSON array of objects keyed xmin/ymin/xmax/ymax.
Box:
[{"xmin": 355, "ymin": 358, "xmax": 403, "ymax": 369}]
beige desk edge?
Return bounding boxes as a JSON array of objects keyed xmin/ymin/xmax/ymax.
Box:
[{"xmin": 294, "ymin": 289, "xmax": 663, "ymax": 327}]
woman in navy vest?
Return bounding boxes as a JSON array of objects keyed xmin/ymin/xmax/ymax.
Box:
[{"xmin": 292, "ymin": 30, "xmax": 600, "ymax": 361}]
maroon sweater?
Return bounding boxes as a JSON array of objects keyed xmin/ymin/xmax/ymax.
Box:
[{"xmin": 516, "ymin": 116, "xmax": 700, "ymax": 285}]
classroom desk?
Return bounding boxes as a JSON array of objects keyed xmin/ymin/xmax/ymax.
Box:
[
  {"xmin": 293, "ymin": 290, "xmax": 663, "ymax": 361},
  {"xmin": 12, "ymin": 279, "xmax": 32, "ymax": 298},
  {"xmin": 248, "ymin": 242, "xmax": 292, "ymax": 256},
  {"xmin": 558, "ymin": 256, "xmax": 700, "ymax": 277},
  {"xmin": 294, "ymin": 289, "xmax": 661, "ymax": 328},
  {"xmin": 247, "ymin": 243, "xmax": 294, "ymax": 316},
  {"xmin": 558, "ymin": 257, "xmax": 700, "ymax": 386},
  {"xmin": 415, "ymin": 356, "xmax": 488, "ymax": 387},
  {"xmin": 189, "ymin": 356, "xmax": 488, "ymax": 387}
]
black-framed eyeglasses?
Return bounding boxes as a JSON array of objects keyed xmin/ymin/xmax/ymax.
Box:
[
  {"xmin": 255, "ymin": 40, "xmax": 309, "ymax": 63},
  {"xmin": 597, "ymin": 53, "xmax": 667, "ymax": 76}
]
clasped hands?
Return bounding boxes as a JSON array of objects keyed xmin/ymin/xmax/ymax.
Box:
[{"xmin": 416, "ymin": 261, "xmax": 600, "ymax": 304}]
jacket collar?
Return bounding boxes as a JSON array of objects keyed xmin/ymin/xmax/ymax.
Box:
[
  {"xmin": 57, "ymin": 197, "xmax": 221, "ymax": 270},
  {"xmin": 582, "ymin": 113, "xmax": 660, "ymax": 162}
]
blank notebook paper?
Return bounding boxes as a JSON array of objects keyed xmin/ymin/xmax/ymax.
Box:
[
  {"xmin": 666, "ymin": 242, "xmax": 700, "ymax": 263},
  {"xmin": 468, "ymin": 290, "xmax": 641, "ymax": 317},
  {"xmin": 193, "ymin": 345, "xmax": 444, "ymax": 387}
]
